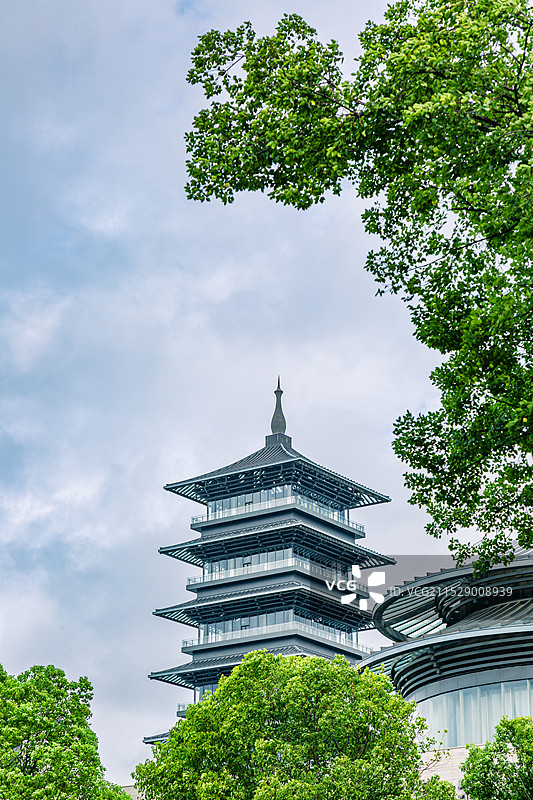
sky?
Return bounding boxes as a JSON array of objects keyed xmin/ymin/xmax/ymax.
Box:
[{"xmin": 1, "ymin": 0, "xmax": 449, "ymax": 786}]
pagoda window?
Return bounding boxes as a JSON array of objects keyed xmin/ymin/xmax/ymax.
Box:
[{"xmin": 194, "ymin": 683, "xmax": 218, "ymax": 703}]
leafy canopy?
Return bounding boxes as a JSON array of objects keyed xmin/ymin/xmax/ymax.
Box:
[
  {"xmin": 134, "ymin": 650, "xmax": 455, "ymax": 800},
  {"xmin": 0, "ymin": 663, "xmax": 129, "ymax": 800},
  {"xmin": 461, "ymin": 716, "xmax": 533, "ymax": 799},
  {"xmin": 185, "ymin": 0, "xmax": 533, "ymax": 569}
]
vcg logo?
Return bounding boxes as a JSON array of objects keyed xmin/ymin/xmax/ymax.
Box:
[{"xmin": 325, "ymin": 565, "xmax": 386, "ymax": 610}]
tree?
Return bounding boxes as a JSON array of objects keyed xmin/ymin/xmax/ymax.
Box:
[
  {"xmin": 184, "ymin": 1, "xmax": 533, "ymax": 569},
  {"xmin": 0, "ymin": 663, "xmax": 130, "ymax": 800},
  {"xmin": 461, "ymin": 716, "xmax": 533, "ymax": 799},
  {"xmin": 134, "ymin": 650, "xmax": 455, "ymax": 800}
]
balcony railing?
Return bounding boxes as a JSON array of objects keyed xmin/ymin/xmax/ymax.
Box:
[
  {"xmin": 191, "ymin": 494, "xmax": 364, "ymax": 534},
  {"xmin": 187, "ymin": 557, "xmax": 365, "ymax": 594},
  {"xmin": 182, "ymin": 621, "xmax": 374, "ymax": 653}
]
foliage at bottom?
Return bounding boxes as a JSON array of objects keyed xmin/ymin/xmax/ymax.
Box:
[
  {"xmin": 461, "ymin": 716, "xmax": 533, "ymax": 800},
  {"xmin": 0, "ymin": 663, "xmax": 129, "ymax": 800},
  {"xmin": 134, "ymin": 651, "xmax": 455, "ymax": 800}
]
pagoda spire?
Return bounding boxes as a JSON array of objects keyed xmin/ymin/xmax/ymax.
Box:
[{"xmin": 271, "ymin": 377, "xmax": 287, "ymax": 434}]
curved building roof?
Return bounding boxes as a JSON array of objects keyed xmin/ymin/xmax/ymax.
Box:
[
  {"xmin": 360, "ymin": 550, "xmax": 533, "ymax": 699},
  {"xmin": 360, "ymin": 623, "xmax": 533, "ymax": 697},
  {"xmin": 165, "ymin": 432, "xmax": 390, "ymax": 509},
  {"xmin": 373, "ymin": 554, "xmax": 533, "ymax": 642}
]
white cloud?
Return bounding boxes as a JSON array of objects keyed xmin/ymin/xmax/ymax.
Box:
[
  {"xmin": 0, "ymin": 290, "xmax": 70, "ymax": 370},
  {"xmin": 0, "ymin": 0, "xmax": 449, "ymax": 786}
]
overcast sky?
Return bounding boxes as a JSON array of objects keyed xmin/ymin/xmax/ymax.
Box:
[{"xmin": 0, "ymin": 0, "xmax": 450, "ymax": 785}]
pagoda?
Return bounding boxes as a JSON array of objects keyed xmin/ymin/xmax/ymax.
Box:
[{"xmin": 148, "ymin": 381, "xmax": 393, "ymax": 719}]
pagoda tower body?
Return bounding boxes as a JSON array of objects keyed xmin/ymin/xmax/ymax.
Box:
[{"xmin": 149, "ymin": 383, "xmax": 393, "ymax": 716}]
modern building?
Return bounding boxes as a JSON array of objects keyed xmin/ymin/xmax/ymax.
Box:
[
  {"xmin": 360, "ymin": 546, "xmax": 533, "ymax": 749},
  {"xmin": 148, "ymin": 381, "xmax": 394, "ymax": 721}
]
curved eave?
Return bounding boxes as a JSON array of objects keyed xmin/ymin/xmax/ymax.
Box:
[
  {"xmin": 150, "ymin": 644, "xmax": 332, "ymax": 688},
  {"xmin": 164, "ymin": 452, "xmax": 390, "ymax": 510},
  {"xmin": 159, "ymin": 522, "xmax": 395, "ymax": 570},
  {"xmin": 153, "ymin": 583, "xmax": 372, "ymax": 628}
]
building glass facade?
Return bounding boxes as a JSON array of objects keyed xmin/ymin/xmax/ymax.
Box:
[{"xmin": 419, "ymin": 679, "xmax": 533, "ymax": 747}]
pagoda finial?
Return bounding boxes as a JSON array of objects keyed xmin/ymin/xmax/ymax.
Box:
[{"xmin": 270, "ymin": 376, "xmax": 287, "ymax": 434}]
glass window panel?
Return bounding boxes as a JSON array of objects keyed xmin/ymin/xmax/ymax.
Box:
[
  {"xmin": 267, "ymin": 612, "xmax": 276, "ymax": 626},
  {"xmin": 508, "ymin": 680, "xmax": 529, "ymax": 717},
  {"xmin": 432, "ymin": 694, "xmax": 446, "ymax": 746},
  {"xmin": 462, "ymin": 688, "xmax": 478, "ymax": 745},
  {"xmin": 485, "ymin": 684, "xmax": 503, "ymax": 742}
]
